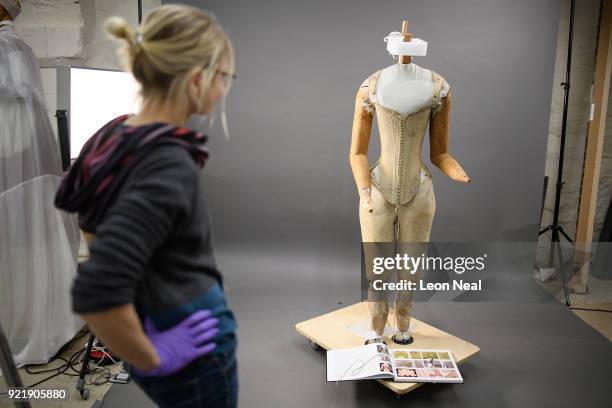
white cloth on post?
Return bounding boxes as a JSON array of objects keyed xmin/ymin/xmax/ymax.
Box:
[{"xmin": 0, "ymin": 23, "xmax": 82, "ymax": 367}]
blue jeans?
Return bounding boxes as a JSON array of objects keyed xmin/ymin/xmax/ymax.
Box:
[{"xmin": 132, "ymin": 351, "xmax": 238, "ymax": 408}]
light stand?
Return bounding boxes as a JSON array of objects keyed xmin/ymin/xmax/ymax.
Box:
[{"xmin": 538, "ymin": 0, "xmax": 577, "ymax": 307}]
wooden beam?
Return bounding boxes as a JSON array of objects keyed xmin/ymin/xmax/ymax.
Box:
[{"xmin": 573, "ymin": 0, "xmax": 612, "ymax": 293}]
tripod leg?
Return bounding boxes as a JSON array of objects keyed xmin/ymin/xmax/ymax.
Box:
[
  {"xmin": 547, "ymin": 234, "xmax": 555, "ymax": 268},
  {"xmin": 555, "ymin": 240, "xmax": 571, "ymax": 306},
  {"xmin": 558, "ymin": 227, "xmax": 574, "ymax": 244},
  {"xmin": 77, "ymin": 333, "xmax": 96, "ymax": 400}
]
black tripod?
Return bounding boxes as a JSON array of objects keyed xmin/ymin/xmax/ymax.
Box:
[
  {"xmin": 538, "ymin": 0, "xmax": 577, "ymax": 307},
  {"xmin": 74, "ymin": 332, "xmax": 109, "ymax": 407},
  {"xmin": 76, "ymin": 333, "xmax": 96, "ymax": 400}
]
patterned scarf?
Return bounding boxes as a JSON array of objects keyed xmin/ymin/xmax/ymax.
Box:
[{"xmin": 55, "ymin": 114, "xmax": 209, "ymax": 233}]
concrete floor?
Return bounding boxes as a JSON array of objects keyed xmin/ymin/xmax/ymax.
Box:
[
  {"xmin": 98, "ymin": 247, "xmax": 612, "ymax": 408},
  {"xmin": 5, "ymin": 240, "xmax": 608, "ymax": 407},
  {"xmin": 4, "ymin": 242, "xmax": 609, "ymax": 407},
  {"xmin": 538, "ymin": 263, "xmax": 612, "ymax": 341}
]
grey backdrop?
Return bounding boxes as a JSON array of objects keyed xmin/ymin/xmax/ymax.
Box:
[
  {"xmin": 102, "ymin": 2, "xmax": 612, "ymax": 407},
  {"xmin": 165, "ymin": 0, "xmax": 560, "ymax": 250}
]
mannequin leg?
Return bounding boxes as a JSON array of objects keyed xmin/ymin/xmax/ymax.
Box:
[
  {"xmin": 393, "ymin": 174, "xmax": 436, "ymax": 343},
  {"xmin": 359, "ymin": 184, "xmax": 395, "ymax": 340},
  {"xmin": 394, "ymin": 244, "xmax": 427, "ymax": 343}
]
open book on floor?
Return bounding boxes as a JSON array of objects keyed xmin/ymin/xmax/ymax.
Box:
[{"xmin": 326, "ymin": 343, "xmax": 463, "ymax": 383}]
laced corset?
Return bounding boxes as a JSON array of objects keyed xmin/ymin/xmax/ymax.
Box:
[{"xmin": 362, "ymin": 69, "xmax": 446, "ymax": 206}]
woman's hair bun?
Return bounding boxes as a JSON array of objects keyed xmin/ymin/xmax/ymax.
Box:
[
  {"xmin": 105, "ymin": 4, "xmax": 234, "ymax": 108},
  {"xmin": 105, "ymin": 16, "xmax": 135, "ymax": 45}
]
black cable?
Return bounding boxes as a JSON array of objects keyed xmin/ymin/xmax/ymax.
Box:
[
  {"xmin": 24, "ymin": 357, "xmax": 69, "ymax": 375},
  {"xmin": 88, "ymin": 367, "xmax": 111, "ymax": 386},
  {"xmin": 25, "ymin": 365, "xmax": 70, "ymax": 389},
  {"xmin": 0, "ymin": 343, "xmax": 115, "ymax": 395},
  {"xmin": 0, "ymin": 365, "xmax": 69, "ymax": 396},
  {"xmin": 0, "ymin": 359, "xmax": 68, "ymax": 396}
]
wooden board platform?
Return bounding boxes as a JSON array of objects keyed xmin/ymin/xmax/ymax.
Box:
[{"xmin": 295, "ymin": 302, "xmax": 480, "ymax": 395}]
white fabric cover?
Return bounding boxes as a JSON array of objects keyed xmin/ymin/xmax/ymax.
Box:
[{"xmin": 0, "ymin": 22, "xmax": 82, "ymax": 367}]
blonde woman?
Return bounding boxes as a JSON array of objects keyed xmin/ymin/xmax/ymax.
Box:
[{"xmin": 55, "ymin": 5, "xmax": 238, "ymax": 407}]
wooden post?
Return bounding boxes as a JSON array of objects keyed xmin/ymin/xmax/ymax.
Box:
[
  {"xmin": 400, "ymin": 20, "xmax": 412, "ymax": 64},
  {"xmin": 572, "ymin": 0, "xmax": 612, "ymax": 293}
]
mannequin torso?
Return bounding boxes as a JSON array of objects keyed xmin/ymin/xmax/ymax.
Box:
[{"xmin": 376, "ymin": 63, "xmax": 435, "ymax": 116}]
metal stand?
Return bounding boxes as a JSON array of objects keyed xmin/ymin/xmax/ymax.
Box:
[
  {"xmin": 55, "ymin": 109, "xmax": 70, "ymax": 171},
  {"xmin": 76, "ymin": 333, "xmax": 111, "ymax": 406},
  {"xmin": 76, "ymin": 333, "xmax": 96, "ymax": 400},
  {"xmin": 538, "ymin": 0, "xmax": 577, "ymax": 307},
  {"xmin": 0, "ymin": 323, "xmax": 31, "ymax": 408},
  {"xmin": 1, "ymin": 323, "xmax": 105, "ymax": 405}
]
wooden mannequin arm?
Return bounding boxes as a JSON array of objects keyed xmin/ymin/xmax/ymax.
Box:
[
  {"xmin": 429, "ymin": 90, "xmax": 470, "ymax": 183},
  {"xmin": 349, "ymin": 87, "xmax": 374, "ymax": 190}
]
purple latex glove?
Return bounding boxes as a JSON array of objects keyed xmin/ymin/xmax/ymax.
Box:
[{"xmin": 134, "ymin": 310, "xmax": 219, "ymax": 377}]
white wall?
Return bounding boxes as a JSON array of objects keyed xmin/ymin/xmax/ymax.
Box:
[{"xmin": 14, "ymin": 0, "xmax": 160, "ymax": 131}]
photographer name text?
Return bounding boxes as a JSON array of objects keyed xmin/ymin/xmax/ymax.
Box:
[{"xmin": 372, "ymin": 279, "xmax": 482, "ymax": 291}]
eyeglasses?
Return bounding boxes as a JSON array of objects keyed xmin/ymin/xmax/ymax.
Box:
[
  {"xmin": 216, "ymin": 69, "xmax": 236, "ymax": 86},
  {"xmin": 201, "ymin": 62, "xmax": 236, "ymax": 86},
  {"xmin": 216, "ymin": 69, "xmax": 236, "ymax": 80}
]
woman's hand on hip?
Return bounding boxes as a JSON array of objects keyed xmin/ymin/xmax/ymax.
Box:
[{"xmin": 133, "ymin": 309, "xmax": 219, "ymax": 377}]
